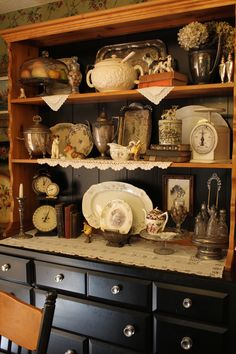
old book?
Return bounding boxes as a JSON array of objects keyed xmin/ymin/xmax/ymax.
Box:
[
  {"xmin": 55, "ymin": 203, "xmax": 65, "ymax": 238},
  {"xmin": 146, "ymin": 149, "xmax": 191, "ymax": 157},
  {"xmin": 70, "ymin": 211, "xmax": 79, "ymax": 238},
  {"xmin": 143, "ymin": 154, "xmax": 191, "ymax": 162},
  {"xmin": 138, "ymin": 71, "xmax": 188, "ymax": 88},
  {"xmin": 150, "ymin": 144, "xmax": 190, "ymax": 151},
  {"xmin": 64, "ymin": 203, "xmax": 77, "ymax": 239}
]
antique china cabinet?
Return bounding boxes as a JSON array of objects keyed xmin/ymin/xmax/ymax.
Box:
[{"xmin": 0, "ymin": 1, "xmax": 236, "ymax": 353}]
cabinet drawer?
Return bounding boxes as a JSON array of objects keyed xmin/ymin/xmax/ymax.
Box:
[
  {"xmin": 89, "ymin": 339, "xmax": 141, "ymax": 354},
  {"xmin": 48, "ymin": 328, "xmax": 87, "ymax": 354},
  {"xmin": 35, "ymin": 290, "xmax": 152, "ymax": 353},
  {"xmin": 155, "ymin": 283, "xmax": 228, "ymax": 324},
  {"xmin": 34, "ymin": 260, "xmax": 86, "ymax": 295},
  {"xmin": 0, "ymin": 279, "xmax": 31, "ymax": 303},
  {"xmin": 155, "ymin": 314, "xmax": 228, "ymax": 354},
  {"xmin": 0, "ymin": 254, "xmax": 32, "ymax": 284},
  {"xmin": 87, "ymin": 271, "xmax": 152, "ymax": 309}
]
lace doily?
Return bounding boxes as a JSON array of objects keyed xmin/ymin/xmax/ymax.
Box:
[{"xmin": 37, "ymin": 158, "xmax": 172, "ymax": 170}]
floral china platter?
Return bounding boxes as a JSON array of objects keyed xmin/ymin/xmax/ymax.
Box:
[
  {"xmin": 82, "ymin": 181, "xmax": 153, "ymax": 234},
  {"xmin": 100, "ymin": 199, "xmax": 133, "ymax": 234},
  {"xmin": 67, "ymin": 123, "xmax": 93, "ymax": 156},
  {"xmin": 50, "ymin": 123, "xmax": 73, "ymax": 155}
]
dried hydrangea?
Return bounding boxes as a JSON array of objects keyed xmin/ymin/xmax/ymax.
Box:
[
  {"xmin": 178, "ymin": 20, "xmax": 235, "ymax": 55},
  {"xmin": 177, "ymin": 21, "xmax": 208, "ymax": 51}
]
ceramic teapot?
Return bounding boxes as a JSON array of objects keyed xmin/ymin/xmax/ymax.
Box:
[
  {"xmin": 86, "ymin": 51, "xmax": 144, "ymax": 92},
  {"xmin": 143, "ymin": 207, "xmax": 168, "ymax": 235}
]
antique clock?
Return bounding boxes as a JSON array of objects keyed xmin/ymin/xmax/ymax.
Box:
[
  {"xmin": 32, "ymin": 205, "xmax": 57, "ymax": 235},
  {"xmin": 190, "ymin": 108, "xmax": 230, "ymax": 163},
  {"xmin": 32, "ymin": 170, "xmax": 52, "ymax": 194},
  {"xmin": 45, "ymin": 182, "xmax": 60, "ymax": 199}
]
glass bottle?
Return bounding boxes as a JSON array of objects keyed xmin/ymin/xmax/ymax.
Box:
[
  {"xmin": 200, "ymin": 202, "xmax": 209, "ymax": 234},
  {"xmin": 193, "ymin": 213, "xmax": 205, "ymax": 239},
  {"xmin": 206, "ymin": 205, "xmax": 218, "ymax": 239},
  {"xmin": 217, "ymin": 209, "xmax": 228, "ymax": 240}
]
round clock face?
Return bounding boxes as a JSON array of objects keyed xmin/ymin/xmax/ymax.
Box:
[
  {"xmin": 190, "ymin": 123, "xmax": 217, "ymax": 154},
  {"xmin": 33, "ymin": 205, "xmax": 57, "ymax": 232},
  {"xmin": 46, "ymin": 183, "xmax": 60, "ymax": 198},
  {"xmin": 32, "ymin": 175, "xmax": 52, "ymax": 194}
]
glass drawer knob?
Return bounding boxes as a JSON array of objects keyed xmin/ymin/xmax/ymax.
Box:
[
  {"xmin": 1, "ymin": 263, "xmax": 10, "ymax": 272},
  {"xmin": 54, "ymin": 273, "xmax": 64, "ymax": 282},
  {"xmin": 111, "ymin": 285, "xmax": 121, "ymax": 295},
  {"xmin": 182, "ymin": 298, "xmax": 192, "ymax": 309},
  {"xmin": 181, "ymin": 336, "xmax": 193, "ymax": 350},
  {"xmin": 65, "ymin": 350, "xmax": 74, "ymax": 354},
  {"xmin": 123, "ymin": 324, "xmax": 135, "ymax": 337}
]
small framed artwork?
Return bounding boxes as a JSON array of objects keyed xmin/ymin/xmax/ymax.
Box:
[
  {"xmin": 163, "ymin": 174, "xmax": 194, "ymax": 215},
  {"xmin": 0, "ymin": 76, "xmax": 8, "ymax": 111}
]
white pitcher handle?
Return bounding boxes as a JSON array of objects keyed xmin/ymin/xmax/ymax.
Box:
[
  {"xmin": 86, "ymin": 69, "xmax": 94, "ymax": 88},
  {"xmin": 160, "ymin": 211, "xmax": 169, "ymax": 231}
]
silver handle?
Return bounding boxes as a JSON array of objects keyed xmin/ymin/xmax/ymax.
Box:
[
  {"xmin": 181, "ymin": 336, "xmax": 193, "ymax": 350},
  {"xmin": 182, "ymin": 297, "xmax": 192, "ymax": 309},
  {"xmin": 54, "ymin": 273, "xmax": 64, "ymax": 282},
  {"xmin": 1, "ymin": 263, "xmax": 10, "ymax": 272},
  {"xmin": 65, "ymin": 350, "xmax": 74, "ymax": 354},
  {"xmin": 123, "ymin": 324, "xmax": 135, "ymax": 337},
  {"xmin": 111, "ymin": 285, "xmax": 121, "ymax": 295}
]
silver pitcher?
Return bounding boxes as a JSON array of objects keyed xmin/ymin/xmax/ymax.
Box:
[{"xmin": 92, "ymin": 111, "xmax": 117, "ymax": 158}]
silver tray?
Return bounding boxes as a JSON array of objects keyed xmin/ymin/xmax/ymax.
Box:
[{"xmin": 95, "ymin": 39, "xmax": 167, "ymax": 75}]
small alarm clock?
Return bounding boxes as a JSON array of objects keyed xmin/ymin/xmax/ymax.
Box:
[
  {"xmin": 46, "ymin": 182, "xmax": 60, "ymax": 198},
  {"xmin": 190, "ymin": 110, "xmax": 230, "ymax": 163},
  {"xmin": 32, "ymin": 170, "xmax": 52, "ymax": 194}
]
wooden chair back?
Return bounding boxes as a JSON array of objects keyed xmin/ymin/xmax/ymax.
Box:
[{"xmin": 0, "ymin": 290, "xmax": 57, "ymax": 354}]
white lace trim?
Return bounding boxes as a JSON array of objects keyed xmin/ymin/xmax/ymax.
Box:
[{"xmin": 37, "ymin": 158, "xmax": 172, "ymax": 170}]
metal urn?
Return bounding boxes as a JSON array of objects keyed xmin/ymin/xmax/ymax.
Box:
[
  {"xmin": 23, "ymin": 115, "xmax": 52, "ymax": 158},
  {"xmin": 92, "ymin": 111, "xmax": 116, "ymax": 158}
]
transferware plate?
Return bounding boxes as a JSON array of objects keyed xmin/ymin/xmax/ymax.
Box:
[
  {"xmin": 82, "ymin": 181, "xmax": 153, "ymax": 234},
  {"xmin": 67, "ymin": 123, "xmax": 93, "ymax": 157}
]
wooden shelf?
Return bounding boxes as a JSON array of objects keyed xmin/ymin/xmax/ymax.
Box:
[
  {"xmin": 10, "ymin": 83, "xmax": 233, "ymax": 105},
  {"xmin": 11, "ymin": 158, "xmax": 233, "ymax": 169}
]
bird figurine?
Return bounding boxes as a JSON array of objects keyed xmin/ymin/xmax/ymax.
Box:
[
  {"xmin": 82, "ymin": 221, "xmax": 93, "ymax": 243},
  {"xmin": 128, "ymin": 140, "xmax": 142, "ymax": 160}
]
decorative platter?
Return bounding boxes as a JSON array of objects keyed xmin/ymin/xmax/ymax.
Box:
[
  {"xmin": 67, "ymin": 123, "xmax": 93, "ymax": 157},
  {"xmin": 100, "ymin": 199, "xmax": 133, "ymax": 234},
  {"xmin": 176, "ymin": 105, "xmax": 228, "ymax": 146},
  {"xmin": 95, "ymin": 39, "xmax": 167, "ymax": 75},
  {"xmin": 50, "ymin": 123, "xmax": 73, "ymax": 155},
  {"xmin": 82, "ymin": 181, "xmax": 153, "ymax": 234}
]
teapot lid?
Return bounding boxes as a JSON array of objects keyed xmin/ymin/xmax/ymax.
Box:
[
  {"xmin": 147, "ymin": 207, "xmax": 164, "ymax": 219},
  {"xmin": 24, "ymin": 115, "xmax": 50, "ymax": 134},
  {"xmin": 95, "ymin": 111, "xmax": 113, "ymax": 125}
]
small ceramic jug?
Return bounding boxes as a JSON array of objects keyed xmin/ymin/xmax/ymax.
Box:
[{"xmin": 144, "ymin": 207, "xmax": 168, "ymax": 235}]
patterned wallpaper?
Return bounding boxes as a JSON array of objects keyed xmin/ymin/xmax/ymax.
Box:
[{"xmin": 0, "ymin": 0, "xmax": 146, "ymax": 74}]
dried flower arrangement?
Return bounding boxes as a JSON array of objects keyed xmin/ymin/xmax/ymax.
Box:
[{"xmin": 178, "ymin": 21, "xmax": 234, "ymax": 56}]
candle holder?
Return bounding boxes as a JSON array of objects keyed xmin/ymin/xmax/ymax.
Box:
[{"xmin": 13, "ymin": 197, "xmax": 33, "ymax": 239}]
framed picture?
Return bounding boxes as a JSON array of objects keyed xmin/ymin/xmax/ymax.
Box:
[
  {"xmin": 163, "ymin": 174, "xmax": 194, "ymax": 215},
  {"xmin": 0, "ymin": 76, "xmax": 8, "ymax": 111}
]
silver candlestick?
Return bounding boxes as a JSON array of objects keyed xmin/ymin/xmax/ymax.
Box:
[{"xmin": 13, "ymin": 197, "xmax": 32, "ymax": 239}]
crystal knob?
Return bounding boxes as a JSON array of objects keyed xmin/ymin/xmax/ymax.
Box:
[
  {"xmin": 123, "ymin": 324, "xmax": 135, "ymax": 337},
  {"xmin": 181, "ymin": 336, "xmax": 193, "ymax": 350},
  {"xmin": 182, "ymin": 297, "xmax": 192, "ymax": 309},
  {"xmin": 111, "ymin": 285, "xmax": 121, "ymax": 295},
  {"xmin": 54, "ymin": 273, "xmax": 64, "ymax": 282},
  {"xmin": 65, "ymin": 350, "xmax": 74, "ymax": 354},
  {"xmin": 1, "ymin": 263, "xmax": 10, "ymax": 272}
]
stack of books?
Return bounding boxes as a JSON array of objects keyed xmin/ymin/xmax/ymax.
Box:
[
  {"xmin": 144, "ymin": 144, "xmax": 191, "ymax": 162},
  {"xmin": 138, "ymin": 71, "xmax": 188, "ymax": 88},
  {"xmin": 55, "ymin": 203, "xmax": 83, "ymax": 238}
]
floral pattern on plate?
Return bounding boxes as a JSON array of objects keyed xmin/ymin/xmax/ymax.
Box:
[
  {"xmin": 67, "ymin": 123, "xmax": 93, "ymax": 156},
  {"xmin": 100, "ymin": 199, "xmax": 133, "ymax": 234}
]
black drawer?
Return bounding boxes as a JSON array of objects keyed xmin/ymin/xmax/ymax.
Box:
[
  {"xmin": 34, "ymin": 260, "xmax": 86, "ymax": 294},
  {"xmin": 155, "ymin": 282, "xmax": 228, "ymax": 324},
  {"xmin": 0, "ymin": 279, "xmax": 31, "ymax": 303},
  {"xmin": 89, "ymin": 338, "xmax": 141, "ymax": 354},
  {"xmin": 48, "ymin": 328, "xmax": 87, "ymax": 354},
  {"xmin": 155, "ymin": 314, "xmax": 228, "ymax": 354},
  {"xmin": 0, "ymin": 254, "xmax": 32, "ymax": 284},
  {"xmin": 35, "ymin": 289, "xmax": 152, "ymax": 353},
  {"xmin": 87, "ymin": 271, "xmax": 152, "ymax": 310}
]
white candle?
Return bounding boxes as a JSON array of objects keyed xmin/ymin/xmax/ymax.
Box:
[{"xmin": 19, "ymin": 183, "xmax": 23, "ymax": 198}]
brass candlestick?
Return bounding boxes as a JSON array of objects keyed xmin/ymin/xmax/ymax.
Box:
[{"xmin": 13, "ymin": 197, "xmax": 32, "ymax": 239}]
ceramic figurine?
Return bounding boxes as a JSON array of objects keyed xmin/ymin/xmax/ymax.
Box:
[
  {"xmin": 153, "ymin": 55, "xmax": 174, "ymax": 74},
  {"xmin": 51, "ymin": 135, "xmax": 60, "ymax": 159},
  {"xmin": 225, "ymin": 53, "xmax": 233, "ymax": 83},
  {"xmin": 18, "ymin": 87, "xmax": 26, "ymax": 99},
  {"xmin": 83, "ymin": 221, "xmax": 93, "ymax": 243},
  {"xmin": 68, "ymin": 56, "xmax": 82, "ymax": 93},
  {"xmin": 128, "ymin": 140, "xmax": 142, "ymax": 160},
  {"xmin": 219, "ymin": 56, "xmax": 226, "ymax": 83}
]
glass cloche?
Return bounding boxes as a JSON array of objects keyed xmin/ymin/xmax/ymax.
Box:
[{"xmin": 19, "ymin": 50, "xmax": 69, "ymax": 95}]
